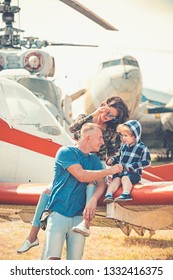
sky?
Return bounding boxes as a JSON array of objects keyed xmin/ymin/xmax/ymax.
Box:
[{"xmin": 5, "ymin": 0, "xmax": 173, "ymax": 94}]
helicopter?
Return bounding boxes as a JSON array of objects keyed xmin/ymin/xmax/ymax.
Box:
[
  {"xmin": 0, "ymin": 0, "xmax": 118, "ymax": 130},
  {"xmin": 0, "ymin": 77, "xmax": 74, "ymax": 183},
  {"xmin": 0, "ymin": 0, "xmax": 173, "ymax": 239},
  {"xmin": 1, "ymin": 1, "xmax": 172, "ymax": 160}
]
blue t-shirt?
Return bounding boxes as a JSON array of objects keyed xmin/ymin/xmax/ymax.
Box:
[{"xmin": 45, "ymin": 146, "xmax": 103, "ymax": 217}]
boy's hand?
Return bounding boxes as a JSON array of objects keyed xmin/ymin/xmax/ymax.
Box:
[
  {"xmin": 126, "ymin": 166, "xmax": 130, "ymax": 171},
  {"xmin": 106, "ymin": 157, "xmax": 113, "ymax": 166}
]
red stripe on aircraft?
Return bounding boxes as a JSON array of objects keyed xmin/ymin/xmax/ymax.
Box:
[{"xmin": 0, "ymin": 119, "xmax": 61, "ymax": 157}]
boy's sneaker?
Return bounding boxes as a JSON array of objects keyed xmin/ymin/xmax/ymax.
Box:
[
  {"xmin": 103, "ymin": 194, "xmax": 113, "ymax": 204},
  {"xmin": 114, "ymin": 193, "xmax": 132, "ymax": 202},
  {"xmin": 72, "ymin": 221, "xmax": 90, "ymax": 237}
]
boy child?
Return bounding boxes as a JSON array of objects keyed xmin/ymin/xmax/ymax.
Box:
[{"xmin": 104, "ymin": 120, "xmax": 151, "ymax": 203}]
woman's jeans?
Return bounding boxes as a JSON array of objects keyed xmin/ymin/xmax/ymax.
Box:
[{"xmin": 32, "ymin": 193, "xmax": 49, "ymax": 227}]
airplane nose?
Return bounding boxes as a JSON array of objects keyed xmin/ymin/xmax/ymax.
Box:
[
  {"xmin": 122, "ymin": 72, "xmax": 129, "ymax": 79},
  {"xmin": 122, "ymin": 69, "xmax": 135, "ymax": 79}
]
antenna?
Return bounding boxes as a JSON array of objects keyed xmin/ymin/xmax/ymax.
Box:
[{"xmin": 0, "ymin": 0, "xmax": 24, "ymax": 48}]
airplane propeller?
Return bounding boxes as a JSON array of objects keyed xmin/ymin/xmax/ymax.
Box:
[{"xmin": 147, "ymin": 107, "xmax": 173, "ymax": 114}]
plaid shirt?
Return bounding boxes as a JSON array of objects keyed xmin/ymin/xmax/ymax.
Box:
[
  {"xmin": 112, "ymin": 141, "xmax": 151, "ymax": 176},
  {"xmin": 69, "ymin": 114, "xmax": 119, "ymax": 161},
  {"xmin": 111, "ymin": 120, "xmax": 151, "ymax": 177}
]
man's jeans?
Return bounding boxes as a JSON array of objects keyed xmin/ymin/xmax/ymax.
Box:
[{"xmin": 42, "ymin": 212, "xmax": 85, "ymax": 260}]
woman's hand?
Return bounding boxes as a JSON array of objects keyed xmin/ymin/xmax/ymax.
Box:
[{"xmin": 91, "ymin": 106, "xmax": 110, "ymax": 118}]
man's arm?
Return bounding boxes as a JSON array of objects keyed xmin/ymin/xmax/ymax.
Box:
[
  {"xmin": 67, "ymin": 163, "xmax": 123, "ymax": 182},
  {"xmin": 83, "ymin": 178, "xmax": 106, "ymax": 222}
]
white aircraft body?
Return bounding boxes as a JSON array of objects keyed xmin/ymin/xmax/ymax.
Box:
[
  {"xmin": 0, "ymin": 77, "xmax": 74, "ymax": 183},
  {"xmin": 142, "ymin": 87, "xmax": 173, "ymax": 106},
  {"xmin": 84, "ymin": 56, "xmax": 142, "ymax": 119}
]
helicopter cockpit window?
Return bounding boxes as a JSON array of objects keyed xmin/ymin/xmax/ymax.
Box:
[
  {"xmin": 2, "ymin": 81, "xmax": 61, "ymax": 136},
  {"xmin": 18, "ymin": 77, "xmax": 58, "ymax": 106}
]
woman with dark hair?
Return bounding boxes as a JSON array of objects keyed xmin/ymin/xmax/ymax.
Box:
[
  {"xmin": 69, "ymin": 96, "xmax": 129, "ymax": 161},
  {"xmin": 17, "ymin": 96, "xmax": 129, "ymax": 253}
]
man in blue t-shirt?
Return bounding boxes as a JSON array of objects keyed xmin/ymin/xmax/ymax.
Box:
[{"xmin": 43, "ymin": 123, "xmax": 123, "ymax": 260}]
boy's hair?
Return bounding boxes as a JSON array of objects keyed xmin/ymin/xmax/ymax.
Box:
[
  {"xmin": 116, "ymin": 123, "xmax": 133, "ymax": 136},
  {"xmin": 80, "ymin": 123, "xmax": 101, "ymax": 137}
]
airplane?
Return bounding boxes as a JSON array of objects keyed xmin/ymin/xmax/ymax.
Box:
[
  {"xmin": 78, "ymin": 56, "xmax": 173, "ymax": 160},
  {"xmin": 140, "ymin": 87, "xmax": 173, "ymax": 156},
  {"xmin": 141, "ymin": 87, "xmax": 173, "ymax": 107},
  {"xmin": 0, "ymin": 0, "xmax": 173, "ymax": 238}
]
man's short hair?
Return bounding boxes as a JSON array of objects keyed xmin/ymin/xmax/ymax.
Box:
[{"xmin": 81, "ymin": 123, "xmax": 101, "ymax": 136}]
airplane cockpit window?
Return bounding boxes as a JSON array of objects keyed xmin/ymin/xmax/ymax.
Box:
[
  {"xmin": 18, "ymin": 77, "xmax": 58, "ymax": 106},
  {"xmin": 101, "ymin": 56, "xmax": 139, "ymax": 69},
  {"xmin": 2, "ymin": 81, "xmax": 61, "ymax": 135},
  {"xmin": 122, "ymin": 56, "xmax": 139, "ymax": 67},
  {"xmin": 101, "ymin": 59, "xmax": 121, "ymax": 69}
]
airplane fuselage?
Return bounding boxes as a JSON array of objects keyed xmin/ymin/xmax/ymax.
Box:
[{"xmin": 84, "ymin": 56, "xmax": 142, "ymax": 118}]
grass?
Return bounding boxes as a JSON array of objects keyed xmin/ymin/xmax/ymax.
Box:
[{"xmin": 0, "ymin": 221, "xmax": 173, "ymax": 260}]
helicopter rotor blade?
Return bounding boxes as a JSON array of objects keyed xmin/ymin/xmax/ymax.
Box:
[
  {"xmin": 147, "ymin": 107, "xmax": 173, "ymax": 114},
  {"xmin": 48, "ymin": 42, "xmax": 98, "ymax": 47},
  {"xmin": 59, "ymin": 0, "xmax": 118, "ymax": 31}
]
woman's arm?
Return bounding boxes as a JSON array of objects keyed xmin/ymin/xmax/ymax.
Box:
[{"xmin": 69, "ymin": 114, "xmax": 93, "ymax": 133}]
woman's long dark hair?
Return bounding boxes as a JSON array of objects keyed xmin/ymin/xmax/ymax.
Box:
[{"xmin": 101, "ymin": 96, "xmax": 129, "ymax": 129}]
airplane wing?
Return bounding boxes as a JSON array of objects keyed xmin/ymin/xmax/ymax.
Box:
[
  {"xmin": 142, "ymin": 88, "xmax": 173, "ymax": 106},
  {"xmin": 145, "ymin": 163, "xmax": 173, "ymax": 181},
  {"xmin": 1, "ymin": 166, "xmax": 173, "ymax": 237},
  {"xmin": 0, "ymin": 182, "xmax": 47, "ymax": 223}
]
